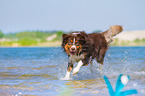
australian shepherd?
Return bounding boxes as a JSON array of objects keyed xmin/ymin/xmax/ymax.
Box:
[{"xmin": 62, "ymin": 25, "xmax": 123, "ymax": 80}]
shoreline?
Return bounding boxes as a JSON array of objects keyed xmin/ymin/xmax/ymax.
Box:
[
  {"xmin": 0, "ymin": 30, "xmax": 145, "ymax": 47},
  {"xmin": 0, "ymin": 45, "xmax": 144, "ymax": 48}
]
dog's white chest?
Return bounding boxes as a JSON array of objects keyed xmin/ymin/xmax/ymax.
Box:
[{"xmin": 69, "ymin": 54, "xmax": 84, "ymax": 63}]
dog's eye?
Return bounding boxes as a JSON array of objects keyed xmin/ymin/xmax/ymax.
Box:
[
  {"xmin": 76, "ymin": 43, "xmax": 79, "ymax": 46},
  {"xmin": 68, "ymin": 42, "xmax": 72, "ymax": 45}
]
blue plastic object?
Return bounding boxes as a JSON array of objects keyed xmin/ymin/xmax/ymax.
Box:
[{"xmin": 103, "ymin": 74, "xmax": 137, "ymax": 96}]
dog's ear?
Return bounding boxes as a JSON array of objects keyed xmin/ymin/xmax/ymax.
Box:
[
  {"xmin": 62, "ymin": 33, "xmax": 70, "ymax": 48},
  {"xmin": 78, "ymin": 31, "xmax": 88, "ymax": 44},
  {"xmin": 62, "ymin": 34, "xmax": 69, "ymax": 40},
  {"xmin": 81, "ymin": 31, "xmax": 89, "ymax": 38}
]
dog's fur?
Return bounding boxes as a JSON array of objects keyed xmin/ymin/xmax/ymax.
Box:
[{"xmin": 62, "ymin": 25, "xmax": 123, "ymax": 79}]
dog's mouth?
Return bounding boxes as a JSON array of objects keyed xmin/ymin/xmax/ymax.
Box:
[{"xmin": 70, "ymin": 51, "xmax": 76, "ymax": 55}]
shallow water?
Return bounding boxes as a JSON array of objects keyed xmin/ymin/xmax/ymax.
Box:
[{"xmin": 0, "ymin": 47, "xmax": 144, "ymax": 96}]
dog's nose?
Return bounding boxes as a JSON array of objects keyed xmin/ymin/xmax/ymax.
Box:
[
  {"xmin": 71, "ymin": 45, "xmax": 76, "ymax": 51},
  {"xmin": 71, "ymin": 47, "xmax": 75, "ymax": 51}
]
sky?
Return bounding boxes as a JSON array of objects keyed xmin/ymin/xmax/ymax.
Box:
[{"xmin": 0, "ymin": 0, "xmax": 145, "ymax": 33}]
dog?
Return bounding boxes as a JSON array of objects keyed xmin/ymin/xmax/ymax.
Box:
[{"xmin": 62, "ymin": 25, "xmax": 123, "ymax": 79}]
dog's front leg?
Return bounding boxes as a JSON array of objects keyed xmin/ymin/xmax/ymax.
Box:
[
  {"xmin": 73, "ymin": 55, "xmax": 91, "ymax": 75},
  {"xmin": 64, "ymin": 62, "xmax": 73, "ymax": 80},
  {"xmin": 73, "ymin": 60, "xmax": 83, "ymax": 75}
]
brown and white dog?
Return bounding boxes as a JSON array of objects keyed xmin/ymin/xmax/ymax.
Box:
[{"xmin": 62, "ymin": 25, "xmax": 123, "ymax": 80}]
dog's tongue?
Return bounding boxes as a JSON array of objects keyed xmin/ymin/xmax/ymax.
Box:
[{"xmin": 70, "ymin": 51, "xmax": 75, "ymax": 55}]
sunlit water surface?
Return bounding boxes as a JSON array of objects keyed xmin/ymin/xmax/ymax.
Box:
[{"xmin": 0, "ymin": 47, "xmax": 144, "ymax": 96}]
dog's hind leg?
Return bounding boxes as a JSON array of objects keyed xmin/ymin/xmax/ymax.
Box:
[
  {"xmin": 96, "ymin": 55, "xmax": 104, "ymax": 65},
  {"xmin": 96, "ymin": 48, "xmax": 107, "ymax": 65}
]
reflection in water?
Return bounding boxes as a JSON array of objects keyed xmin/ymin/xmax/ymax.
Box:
[
  {"xmin": 59, "ymin": 79, "xmax": 109, "ymax": 96},
  {"xmin": 0, "ymin": 47, "xmax": 145, "ymax": 96},
  {"xmin": 66, "ymin": 79, "xmax": 105, "ymax": 89}
]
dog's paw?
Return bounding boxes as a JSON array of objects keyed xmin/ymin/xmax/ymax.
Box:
[{"xmin": 73, "ymin": 67, "xmax": 79, "ymax": 75}]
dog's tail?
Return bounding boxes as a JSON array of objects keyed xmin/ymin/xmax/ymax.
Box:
[{"xmin": 102, "ymin": 25, "xmax": 123, "ymax": 44}]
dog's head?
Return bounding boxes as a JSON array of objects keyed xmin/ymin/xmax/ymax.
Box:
[{"xmin": 62, "ymin": 31, "xmax": 88, "ymax": 56}]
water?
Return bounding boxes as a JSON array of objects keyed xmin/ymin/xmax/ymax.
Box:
[{"xmin": 0, "ymin": 47, "xmax": 144, "ymax": 96}]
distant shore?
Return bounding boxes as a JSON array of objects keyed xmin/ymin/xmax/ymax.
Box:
[
  {"xmin": 0, "ymin": 30, "xmax": 145, "ymax": 47},
  {"xmin": 110, "ymin": 30, "xmax": 145, "ymax": 46},
  {"xmin": 0, "ymin": 40, "xmax": 144, "ymax": 47}
]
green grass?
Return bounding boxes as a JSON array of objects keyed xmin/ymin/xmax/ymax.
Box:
[{"xmin": 0, "ymin": 30, "xmax": 64, "ymax": 47}]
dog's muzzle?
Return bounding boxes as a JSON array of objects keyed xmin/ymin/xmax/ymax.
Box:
[{"xmin": 70, "ymin": 45, "xmax": 76, "ymax": 55}]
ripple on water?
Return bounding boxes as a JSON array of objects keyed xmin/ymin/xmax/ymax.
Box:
[{"xmin": 0, "ymin": 47, "xmax": 144, "ymax": 96}]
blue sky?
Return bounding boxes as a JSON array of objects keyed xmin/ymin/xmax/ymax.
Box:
[{"xmin": 0, "ymin": 0, "xmax": 145, "ymax": 33}]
